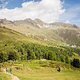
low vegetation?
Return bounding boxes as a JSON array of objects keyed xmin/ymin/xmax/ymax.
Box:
[
  {"xmin": 0, "ymin": 72, "xmax": 11, "ymax": 80},
  {"xmin": 1, "ymin": 60, "xmax": 80, "ymax": 80},
  {"xmin": 0, "ymin": 40, "xmax": 80, "ymax": 67}
]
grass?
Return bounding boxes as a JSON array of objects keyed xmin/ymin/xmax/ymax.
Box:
[
  {"xmin": 0, "ymin": 60, "xmax": 80, "ymax": 80},
  {"xmin": 0, "ymin": 72, "xmax": 11, "ymax": 80},
  {"xmin": 17, "ymin": 71, "xmax": 80, "ymax": 80},
  {"xmin": 5, "ymin": 60, "xmax": 80, "ymax": 80}
]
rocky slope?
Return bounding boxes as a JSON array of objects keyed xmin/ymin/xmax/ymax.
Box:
[{"xmin": 0, "ymin": 18, "xmax": 80, "ymax": 46}]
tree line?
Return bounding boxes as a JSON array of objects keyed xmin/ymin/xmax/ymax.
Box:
[{"xmin": 0, "ymin": 42, "xmax": 80, "ymax": 68}]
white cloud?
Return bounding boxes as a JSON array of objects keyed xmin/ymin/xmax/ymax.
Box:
[
  {"xmin": 0, "ymin": 0, "xmax": 65, "ymax": 23},
  {"xmin": 65, "ymin": 20, "xmax": 70, "ymax": 23}
]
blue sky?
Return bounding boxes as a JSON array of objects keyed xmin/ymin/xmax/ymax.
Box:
[
  {"xmin": 0, "ymin": 0, "xmax": 80, "ymax": 26},
  {"xmin": 61, "ymin": 0, "xmax": 80, "ymax": 25},
  {"xmin": 6, "ymin": 0, "xmax": 80, "ymax": 9},
  {"xmin": 0, "ymin": 0, "xmax": 41, "ymax": 9}
]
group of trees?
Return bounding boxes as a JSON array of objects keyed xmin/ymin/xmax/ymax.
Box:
[
  {"xmin": 0, "ymin": 42, "xmax": 80, "ymax": 68},
  {"xmin": 0, "ymin": 50, "xmax": 19, "ymax": 62}
]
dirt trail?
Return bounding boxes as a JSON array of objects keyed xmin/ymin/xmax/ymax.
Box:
[
  {"xmin": 11, "ymin": 75, "xmax": 20, "ymax": 80},
  {"xmin": 2, "ymin": 68, "xmax": 20, "ymax": 80}
]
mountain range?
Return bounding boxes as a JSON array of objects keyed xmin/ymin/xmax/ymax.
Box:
[{"xmin": 0, "ymin": 18, "xmax": 80, "ymax": 46}]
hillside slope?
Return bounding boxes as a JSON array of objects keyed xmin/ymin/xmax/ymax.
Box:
[
  {"xmin": 0, "ymin": 26, "xmax": 52, "ymax": 46},
  {"xmin": 0, "ymin": 20, "xmax": 80, "ymax": 69},
  {"xmin": 0, "ymin": 19, "xmax": 80, "ymax": 46}
]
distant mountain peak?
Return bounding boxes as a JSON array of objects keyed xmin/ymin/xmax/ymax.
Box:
[
  {"xmin": 0, "ymin": 18, "xmax": 80, "ymax": 46},
  {"xmin": 50, "ymin": 22, "xmax": 78, "ymax": 29},
  {"xmin": 0, "ymin": 18, "xmax": 79, "ymax": 29},
  {"xmin": 34, "ymin": 18, "xmax": 44, "ymax": 23}
]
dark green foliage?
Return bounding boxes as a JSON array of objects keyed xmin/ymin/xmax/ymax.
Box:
[
  {"xmin": 65, "ymin": 56, "xmax": 69, "ymax": 63},
  {"xmin": 27, "ymin": 50, "xmax": 36, "ymax": 60},
  {"xmin": 71, "ymin": 58, "xmax": 80, "ymax": 68},
  {"xmin": 57, "ymin": 67, "xmax": 61, "ymax": 72},
  {"xmin": 0, "ymin": 41, "xmax": 80, "ymax": 65},
  {"xmin": 8, "ymin": 50, "xmax": 19, "ymax": 61},
  {"xmin": 60, "ymin": 55, "xmax": 65, "ymax": 62},
  {"xmin": 0, "ymin": 52, "xmax": 8, "ymax": 62}
]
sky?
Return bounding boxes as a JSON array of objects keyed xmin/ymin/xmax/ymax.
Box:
[{"xmin": 0, "ymin": 0, "xmax": 80, "ymax": 25}]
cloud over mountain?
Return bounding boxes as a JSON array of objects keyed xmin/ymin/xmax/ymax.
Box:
[{"xmin": 0, "ymin": 0, "xmax": 65, "ymax": 23}]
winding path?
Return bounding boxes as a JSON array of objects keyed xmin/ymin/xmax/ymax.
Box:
[
  {"xmin": 2, "ymin": 68, "xmax": 20, "ymax": 80},
  {"xmin": 11, "ymin": 75, "xmax": 20, "ymax": 80}
]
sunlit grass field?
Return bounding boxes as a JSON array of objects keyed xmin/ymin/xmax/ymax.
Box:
[
  {"xmin": 0, "ymin": 72, "xmax": 11, "ymax": 80},
  {"xmin": 10, "ymin": 60, "xmax": 80, "ymax": 80},
  {"xmin": 0, "ymin": 60, "xmax": 80, "ymax": 80}
]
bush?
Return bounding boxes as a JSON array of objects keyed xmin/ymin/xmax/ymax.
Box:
[
  {"xmin": 71, "ymin": 58, "xmax": 80, "ymax": 68},
  {"xmin": 8, "ymin": 50, "xmax": 19, "ymax": 61},
  {"xmin": 0, "ymin": 52, "xmax": 8, "ymax": 62}
]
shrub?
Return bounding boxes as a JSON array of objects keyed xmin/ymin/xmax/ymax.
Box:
[{"xmin": 71, "ymin": 58, "xmax": 80, "ymax": 68}]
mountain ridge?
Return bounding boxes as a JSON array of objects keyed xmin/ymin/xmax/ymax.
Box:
[
  {"xmin": 0, "ymin": 18, "xmax": 80, "ymax": 46},
  {"xmin": 0, "ymin": 18, "xmax": 79, "ymax": 28}
]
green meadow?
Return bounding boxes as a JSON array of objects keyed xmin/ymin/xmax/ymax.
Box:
[{"xmin": 1, "ymin": 60, "xmax": 80, "ymax": 80}]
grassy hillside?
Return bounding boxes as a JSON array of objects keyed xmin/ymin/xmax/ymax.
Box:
[
  {"xmin": 0, "ymin": 25, "xmax": 80, "ymax": 80},
  {"xmin": 0, "ymin": 26, "xmax": 50, "ymax": 47},
  {"xmin": 0, "ymin": 26, "xmax": 80, "ymax": 62},
  {"xmin": 0, "ymin": 72, "xmax": 11, "ymax": 80}
]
